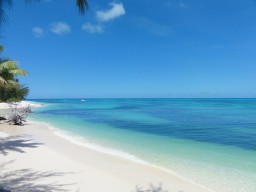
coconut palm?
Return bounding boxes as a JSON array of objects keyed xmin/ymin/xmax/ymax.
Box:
[
  {"xmin": 0, "ymin": 0, "xmax": 88, "ymax": 25},
  {"xmin": 0, "ymin": 44, "xmax": 29, "ymax": 102},
  {"xmin": 0, "ymin": 59, "xmax": 28, "ymax": 85}
]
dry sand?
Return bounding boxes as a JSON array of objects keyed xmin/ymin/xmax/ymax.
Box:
[{"xmin": 0, "ymin": 118, "xmax": 215, "ymax": 192}]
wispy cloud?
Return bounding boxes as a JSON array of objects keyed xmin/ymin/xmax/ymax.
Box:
[
  {"xmin": 81, "ymin": 2, "xmax": 125, "ymax": 34},
  {"xmin": 32, "ymin": 27, "xmax": 44, "ymax": 38},
  {"xmin": 136, "ymin": 17, "xmax": 170, "ymax": 36},
  {"xmin": 82, "ymin": 23, "xmax": 103, "ymax": 34},
  {"xmin": 50, "ymin": 22, "xmax": 71, "ymax": 35},
  {"xmin": 96, "ymin": 2, "xmax": 126, "ymax": 22}
]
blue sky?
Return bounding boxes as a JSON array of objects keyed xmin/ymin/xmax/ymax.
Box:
[{"xmin": 1, "ymin": 0, "xmax": 256, "ymax": 98}]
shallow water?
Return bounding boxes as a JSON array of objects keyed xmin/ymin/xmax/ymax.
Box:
[{"xmin": 29, "ymin": 98, "xmax": 256, "ymax": 192}]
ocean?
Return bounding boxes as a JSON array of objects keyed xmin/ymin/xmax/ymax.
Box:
[{"xmin": 29, "ymin": 98, "xmax": 256, "ymax": 192}]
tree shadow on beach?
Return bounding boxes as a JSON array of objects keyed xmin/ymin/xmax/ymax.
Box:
[
  {"xmin": 0, "ymin": 161, "xmax": 76, "ymax": 192},
  {"xmin": 0, "ymin": 135, "xmax": 42, "ymax": 156}
]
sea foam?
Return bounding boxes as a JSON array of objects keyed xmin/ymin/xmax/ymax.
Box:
[{"xmin": 35, "ymin": 120, "xmax": 215, "ymax": 192}]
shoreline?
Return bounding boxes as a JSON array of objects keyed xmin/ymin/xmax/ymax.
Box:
[
  {"xmin": 30, "ymin": 120, "xmax": 216, "ymax": 192},
  {"xmin": 0, "ymin": 119, "xmax": 214, "ymax": 192},
  {"xmin": 0, "ymin": 101, "xmax": 44, "ymax": 120}
]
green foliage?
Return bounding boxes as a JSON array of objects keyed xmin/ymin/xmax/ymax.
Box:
[
  {"xmin": 0, "ymin": 44, "xmax": 29, "ymax": 102},
  {"xmin": 0, "ymin": 85, "xmax": 29, "ymax": 102},
  {"xmin": 0, "ymin": 59, "xmax": 28, "ymax": 85}
]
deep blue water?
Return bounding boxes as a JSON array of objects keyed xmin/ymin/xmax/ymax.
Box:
[{"xmin": 33, "ymin": 98, "xmax": 256, "ymax": 150}]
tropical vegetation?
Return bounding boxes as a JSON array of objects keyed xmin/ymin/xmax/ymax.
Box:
[
  {"xmin": 0, "ymin": 0, "xmax": 88, "ymax": 100},
  {"xmin": 0, "ymin": 45, "xmax": 29, "ymax": 102}
]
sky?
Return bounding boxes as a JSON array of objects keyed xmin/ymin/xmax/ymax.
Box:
[{"xmin": 1, "ymin": 0, "xmax": 256, "ymax": 98}]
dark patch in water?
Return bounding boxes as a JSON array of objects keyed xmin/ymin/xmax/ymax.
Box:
[{"xmin": 34, "ymin": 98, "xmax": 256, "ymax": 151}]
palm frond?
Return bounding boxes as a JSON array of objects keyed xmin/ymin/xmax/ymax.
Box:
[
  {"xmin": 9, "ymin": 69, "xmax": 28, "ymax": 76},
  {"xmin": 0, "ymin": 75, "xmax": 6, "ymax": 84},
  {"xmin": 6, "ymin": 79, "xmax": 19, "ymax": 86},
  {"xmin": 0, "ymin": 59, "xmax": 18, "ymax": 70},
  {"xmin": 76, "ymin": 0, "xmax": 88, "ymax": 15}
]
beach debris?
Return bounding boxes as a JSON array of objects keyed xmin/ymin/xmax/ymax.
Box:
[
  {"xmin": 7, "ymin": 104, "xmax": 32, "ymax": 126},
  {"xmin": 134, "ymin": 183, "xmax": 168, "ymax": 192}
]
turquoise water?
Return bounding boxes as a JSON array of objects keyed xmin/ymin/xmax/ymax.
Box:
[{"xmin": 29, "ymin": 98, "xmax": 256, "ymax": 192}]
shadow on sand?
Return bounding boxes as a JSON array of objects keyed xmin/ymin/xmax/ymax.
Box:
[
  {"xmin": 0, "ymin": 161, "xmax": 76, "ymax": 192},
  {"xmin": 0, "ymin": 135, "xmax": 79, "ymax": 191},
  {"xmin": 0, "ymin": 135, "xmax": 42, "ymax": 156}
]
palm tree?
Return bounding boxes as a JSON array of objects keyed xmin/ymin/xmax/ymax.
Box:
[
  {"xmin": 0, "ymin": 59, "xmax": 28, "ymax": 85},
  {"xmin": 0, "ymin": 45, "xmax": 29, "ymax": 102},
  {"xmin": 0, "ymin": 0, "xmax": 88, "ymax": 25}
]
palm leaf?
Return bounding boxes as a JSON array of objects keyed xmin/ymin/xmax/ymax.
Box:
[
  {"xmin": 76, "ymin": 0, "xmax": 88, "ymax": 14},
  {"xmin": 0, "ymin": 60, "xmax": 18, "ymax": 70},
  {"xmin": 1, "ymin": 0, "xmax": 88, "ymax": 26},
  {"xmin": 9, "ymin": 69, "xmax": 28, "ymax": 76},
  {"xmin": 6, "ymin": 79, "xmax": 19, "ymax": 86},
  {"xmin": 0, "ymin": 75, "xmax": 6, "ymax": 84}
]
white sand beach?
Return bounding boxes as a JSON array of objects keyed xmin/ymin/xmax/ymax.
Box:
[
  {"xmin": 0, "ymin": 105, "xmax": 214, "ymax": 192},
  {"xmin": 0, "ymin": 101, "xmax": 43, "ymax": 119},
  {"xmin": 0, "ymin": 101, "xmax": 43, "ymax": 109}
]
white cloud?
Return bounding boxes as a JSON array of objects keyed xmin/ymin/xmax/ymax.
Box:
[
  {"xmin": 82, "ymin": 23, "xmax": 103, "ymax": 34},
  {"xmin": 96, "ymin": 2, "xmax": 125, "ymax": 22},
  {"xmin": 32, "ymin": 27, "xmax": 44, "ymax": 38},
  {"xmin": 51, "ymin": 22, "xmax": 71, "ymax": 35}
]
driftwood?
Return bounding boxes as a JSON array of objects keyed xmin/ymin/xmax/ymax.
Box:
[
  {"xmin": 0, "ymin": 116, "xmax": 6, "ymax": 120},
  {"xmin": 7, "ymin": 104, "xmax": 32, "ymax": 126}
]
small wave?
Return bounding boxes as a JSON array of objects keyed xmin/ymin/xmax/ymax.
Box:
[
  {"xmin": 32, "ymin": 119, "xmax": 215, "ymax": 192},
  {"xmin": 54, "ymin": 129, "xmax": 215, "ymax": 192},
  {"xmin": 54, "ymin": 131, "xmax": 147, "ymax": 164}
]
